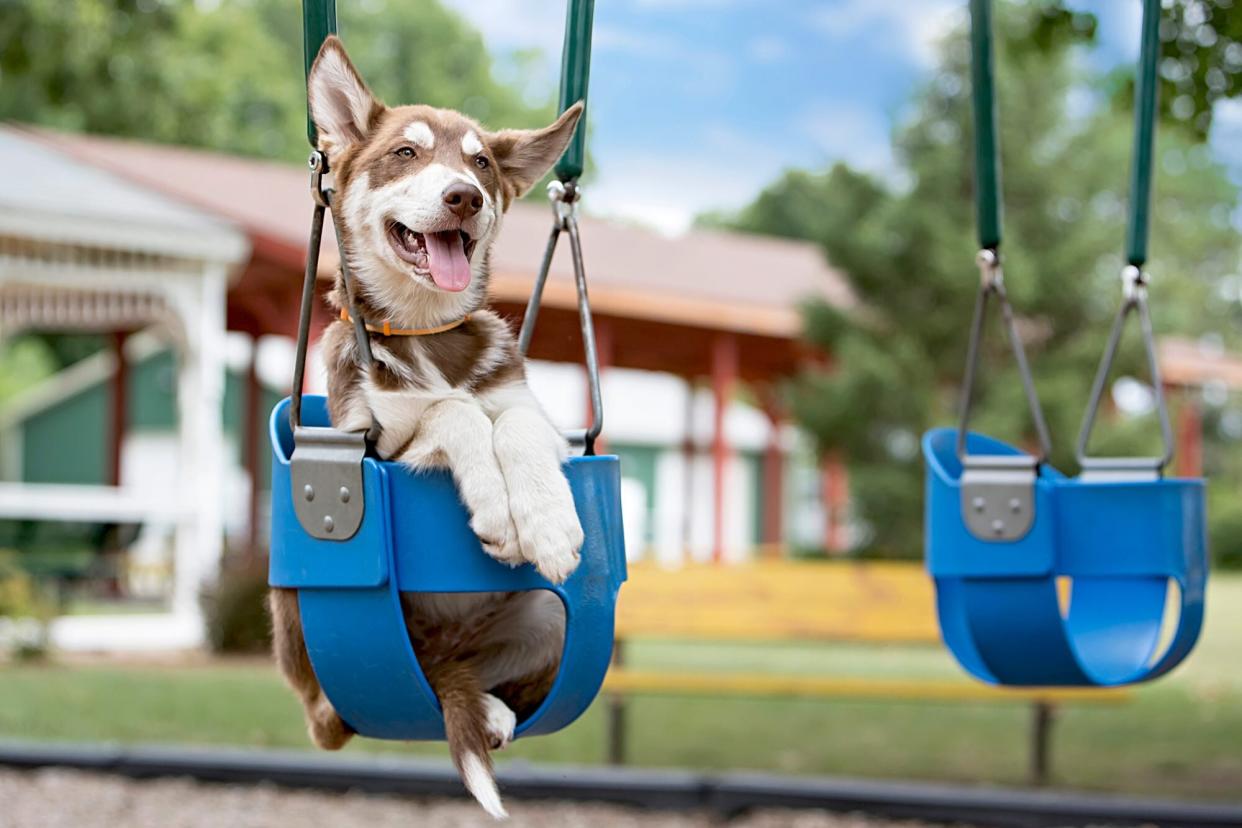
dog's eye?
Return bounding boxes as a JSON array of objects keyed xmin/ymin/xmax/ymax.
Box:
[
  {"xmin": 474, "ymin": 154, "xmax": 489, "ymax": 170},
  {"xmin": 395, "ymin": 147, "xmax": 416, "ymax": 159}
]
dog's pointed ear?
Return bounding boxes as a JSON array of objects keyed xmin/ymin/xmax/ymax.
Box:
[
  {"xmin": 485, "ymin": 102, "xmax": 584, "ymax": 201},
  {"xmin": 308, "ymin": 35, "xmax": 384, "ymax": 157}
]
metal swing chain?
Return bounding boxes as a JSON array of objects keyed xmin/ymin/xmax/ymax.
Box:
[
  {"xmin": 517, "ymin": 0, "xmax": 603, "ymax": 457},
  {"xmin": 1074, "ymin": 0, "xmax": 1172, "ymax": 478},
  {"xmin": 289, "ymin": 150, "xmax": 381, "ymax": 447},
  {"xmin": 518, "ymin": 180, "xmax": 605, "ymax": 457},
  {"xmin": 955, "ymin": 0, "xmax": 1051, "ymax": 464},
  {"xmin": 956, "ymin": 250, "xmax": 1053, "ymax": 462}
]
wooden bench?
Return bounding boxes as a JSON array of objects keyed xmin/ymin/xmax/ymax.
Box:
[{"xmin": 603, "ymin": 561, "xmax": 1130, "ymax": 784}]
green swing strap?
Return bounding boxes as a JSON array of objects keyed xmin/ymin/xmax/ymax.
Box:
[
  {"xmin": 961, "ymin": 0, "xmax": 1169, "ymax": 470},
  {"xmin": 519, "ymin": 0, "xmax": 603, "ymax": 454},
  {"xmin": 555, "ymin": 0, "xmax": 595, "ymax": 183},
  {"xmin": 1076, "ymin": 0, "xmax": 1172, "ymax": 472},
  {"xmin": 957, "ymin": 0, "xmax": 1050, "ymax": 461},
  {"xmin": 1126, "ymin": 0, "xmax": 1160, "ymax": 269},
  {"xmin": 302, "ymin": 0, "xmax": 337, "ymax": 147},
  {"xmin": 969, "ymin": 0, "xmax": 1002, "ymax": 252}
]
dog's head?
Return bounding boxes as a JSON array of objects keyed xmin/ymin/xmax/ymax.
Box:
[{"xmin": 308, "ymin": 36, "xmax": 582, "ymax": 320}]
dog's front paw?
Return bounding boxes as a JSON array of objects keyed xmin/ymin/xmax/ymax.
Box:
[
  {"xmin": 514, "ymin": 498, "xmax": 584, "ymax": 585},
  {"xmin": 482, "ymin": 693, "xmax": 517, "ymax": 750},
  {"xmin": 470, "ymin": 505, "xmax": 523, "ymax": 567}
]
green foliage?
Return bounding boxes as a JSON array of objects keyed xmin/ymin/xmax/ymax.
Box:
[
  {"xmin": 0, "ymin": 338, "xmax": 56, "ymax": 405},
  {"xmin": 0, "ymin": 0, "xmax": 554, "ymax": 163},
  {"xmin": 1155, "ymin": 0, "xmax": 1242, "ymax": 137},
  {"xmin": 721, "ymin": 2, "xmax": 1241, "ymax": 557},
  {"xmin": 201, "ymin": 556, "xmax": 271, "ymax": 655},
  {"xmin": 0, "ymin": 551, "xmax": 53, "ymax": 660}
]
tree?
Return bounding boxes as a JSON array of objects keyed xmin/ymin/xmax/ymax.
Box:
[
  {"xmin": 0, "ymin": 0, "xmax": 553, "ymax": 163},
  {"xmin": 718, "ymin": 2, "xmax": 1240, "ymax": 557},
  {"xmin": 1157, "ymin": 0, "xmax": 1242, "ymax": 137}
]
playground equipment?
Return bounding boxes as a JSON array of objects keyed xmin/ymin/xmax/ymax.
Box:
[
  {"xmin": 923, "ymin": 0, "xmax": 1207, "ymax": 686},
  {"xmin": 268, "ymin": 0, "xmax": 626, "ymax": 740}
]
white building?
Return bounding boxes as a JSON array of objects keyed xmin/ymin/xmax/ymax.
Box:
[{"xmin": 0, "ymin": 125, "xmax": 853, "ymax": 651}]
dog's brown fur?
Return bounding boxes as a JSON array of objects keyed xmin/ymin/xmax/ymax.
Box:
[{"xmin": 270, "ymin": 35, "xmax": 585, "ymax": 819}]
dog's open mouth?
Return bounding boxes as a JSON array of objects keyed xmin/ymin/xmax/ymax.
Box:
[{"xmin": 387, "ymin": 221, "xmax": 476, "ymax": 293}]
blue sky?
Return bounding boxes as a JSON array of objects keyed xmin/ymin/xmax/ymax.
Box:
[{"xmin": 442, "ymin": 0, "xmax": 1240, "ymax": 233}]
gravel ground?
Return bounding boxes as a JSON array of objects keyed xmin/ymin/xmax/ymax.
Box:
[{"xmin": 0, "ymin": 768, "xmax": 934, "ymax": 828}]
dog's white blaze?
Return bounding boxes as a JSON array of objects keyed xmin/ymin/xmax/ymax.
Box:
[
  {"xmin": 461, "ymin": 752, "xmax": 506, "ymax": 819},
  {"xmin": 340, "ymin": 165, "xmax": 492, "ymax": 323},
  {"xmin": 403, "ymin": 120, "xmax": 435, "ymax": 149},
  {"xmin": 383, "ymin": 162, "xmax": 495, "ymax": 238},
  {"xmin": 461, "ymin": 130, "xmax": 483, "ymax": 156}
]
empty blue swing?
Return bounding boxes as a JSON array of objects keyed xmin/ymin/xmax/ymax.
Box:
[
  {"xmin": 268, "ymin": 0, "xmax": 625, "ymax": 740},
  {"xmin": 923, "ymin": 0, "xmax": 1207, "ymax": 687}
]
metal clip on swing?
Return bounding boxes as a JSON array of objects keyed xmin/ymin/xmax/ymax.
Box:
[
  {"xmin": 923, "ymin": 0, "xmax": 1206, "ymax": 687},
  {"xmin": 268, "ymin": 0, "xmax": 625, "ymax": 741}
]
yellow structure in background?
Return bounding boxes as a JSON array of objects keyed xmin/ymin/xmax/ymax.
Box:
[{"xmin": 605, "ymin": 561, "xmax": 1129, "ymax": 783}]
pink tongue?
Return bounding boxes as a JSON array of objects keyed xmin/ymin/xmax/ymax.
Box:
[{"xmin": 423, "ymin": 231, "xmax": 471, "ymax": 292}]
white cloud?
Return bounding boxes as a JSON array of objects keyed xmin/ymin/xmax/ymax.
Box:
[
  {"xmin": 798, "ymin": 103, "xmax": 895, "ymax": 175},
  {"xmin": 594, "ymin": 25, "xmax": 682, "ymax": 59},
  {"xmin": 808, "ymin": 0, "xmax": 959, "ymax": 69},
  {"xmin": 629, "ymin": 0, "xmax": 744, "ymax": 8},
  {"xmin": 747, "ymin": 35, "xmax": 789, "ymax": 64},
  {"xmin": 587, "ymin": 134, "xmax": 787, "ymax": 234},
  {"xmin": 439, "ymin": 0, "xmax": 564, "ymax": 56}
]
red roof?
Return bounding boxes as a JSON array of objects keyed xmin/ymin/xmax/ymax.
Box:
[{"xmin": 23, "ymin": 127, "xmax": 851, "ymax": 340}]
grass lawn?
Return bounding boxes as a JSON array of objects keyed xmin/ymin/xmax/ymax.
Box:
[{"xmin": 1, "ymin": 576, "xmax": 1239, "ymax": 802}]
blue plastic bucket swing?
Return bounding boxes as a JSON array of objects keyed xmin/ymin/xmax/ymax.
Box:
[
  {"xmin": 923, "ymin": 0, "xmax": 1207, "ymax": 687},
  {"xmin": 269, "ymin": 0, "xmax": 625, "ymax": 740}
]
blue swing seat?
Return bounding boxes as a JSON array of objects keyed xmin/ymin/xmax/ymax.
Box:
[
  {"xmin": 268, "ymin": 395, "xmax": 627, "ymax": 740},
  {"xmin": 923, "ymin": 428, "xmax": 1207, "ymax": 687}
]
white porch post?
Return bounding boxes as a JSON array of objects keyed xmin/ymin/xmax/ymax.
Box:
[{"xmin": 171, "ymin": 263, "xmax": 228, "ymax": 627}]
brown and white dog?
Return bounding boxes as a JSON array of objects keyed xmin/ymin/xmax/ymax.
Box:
[{"xmin": 269, "ymin": 36, "xmax": 586, "ymax": 819}]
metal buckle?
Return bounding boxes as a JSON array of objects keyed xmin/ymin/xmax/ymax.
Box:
[
  {"xmin": 291, "ymin": 426, "xmax": 367, "ymax": 540},
  {"xmin": 961, "ymin": 452, "xmax": 1038, "ymax": 541},
  {"xmin": 954, "ymin": 249, "xmax": 1049, "ymax": 541}
]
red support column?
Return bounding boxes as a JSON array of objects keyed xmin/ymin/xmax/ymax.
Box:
[
  {"xmin": 108, "ymin": 331, "xmax": 129, "ymax": 487},
  {"xmin": 821, "ymin": 453, "xmax": 849, "ymax": 555},
  {"xmin": 761, "ymin": 393, "xmax": 784, "ymax": 558},
  {"xmin": 1175, "ymin": 389, "xmax": 1203, "ymax": 477},
  {"xmin": 711, "ymin": 334, "xmax": 738, "ymax": 563}
]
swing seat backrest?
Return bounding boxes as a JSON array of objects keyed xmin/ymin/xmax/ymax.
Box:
[
  {"xmin": 924, "ymin": 428, "xmax": 1207, "ymax": 687},
  {"xmin": 269, "ymin": 395, "xmax": 627, "ymax": 740}
]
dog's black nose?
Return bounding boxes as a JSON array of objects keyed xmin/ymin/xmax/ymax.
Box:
[{"xmin": 442, "ymin": 182, "xmax": 484, "ymax": 220}]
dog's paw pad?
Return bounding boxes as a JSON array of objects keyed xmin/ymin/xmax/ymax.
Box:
[{"xmin": 482, "ymin": 694, "xmax": 517, "ymax": 750}]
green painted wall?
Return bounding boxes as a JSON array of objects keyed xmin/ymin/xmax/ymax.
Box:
[
  {"xmin": 612, "ymin": 443, "xmax": 658, "ymax": 544},
  {"xmin": 21, "ymin": 382, "xmax": 109, "ymax": 485},
  {"xmin": 743, "ymin": 449, "xmax": 763, "ymax": 546},
  {"xmin": 15, "ymin": 349, "xmax": 262, "ymax": 486}
]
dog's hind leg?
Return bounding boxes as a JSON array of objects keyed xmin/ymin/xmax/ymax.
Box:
[
  {"xmin": 423, "ymin": 660, "xmax": 509, "ymax": 818},
  {"xmin": 268, "ymin": 588, "xmax": 353, "ymax": 750},
  {"xmin": 473, "ymin": 590, "xmax": 568, "ymax": 721}
]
